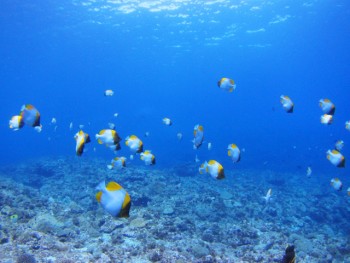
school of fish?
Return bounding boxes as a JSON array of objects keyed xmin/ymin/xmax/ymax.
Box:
[{"xmin": 8, "ymin": 83, "xmax": 350, "ymax": 217}]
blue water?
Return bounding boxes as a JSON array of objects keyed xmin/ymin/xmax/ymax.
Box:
[{"xmin": 1, "ymin": 1, "xmax": 350, "ymax": 192}]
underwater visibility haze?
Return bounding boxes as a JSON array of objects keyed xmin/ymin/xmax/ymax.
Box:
[{"xmin": 1, "ymin": 0, "xmax": 350, "ymax": 262}]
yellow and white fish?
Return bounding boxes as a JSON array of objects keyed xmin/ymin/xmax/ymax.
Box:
[
  {"xmin": 96, "ymin": 129, "xmax": 121, "ymax": 151},
  {"xmin": 140, "ymin": 150, "xmax": 156, "ymax": 165},
  {"xmin": 107, "ymin": 157, "xmax": 126, "ymax": 170},
  {"xmin": 217, "ymin": 77, "xmax": 236, "ymax": 92},
  {"xmin": 280, "ymin": 95, "xmax": 294, "ymax": 113},
  {"xmin": 199, "ymin": 160, "xmax": 225, "ymax": 179},
  {"xmin": 347, "ymin": 187, "xmax": 350, "ymax": 196},
  {"xmin": 20, "ymin": 104, "xmax": 42, "ymax": 132},
  {"xmin": 306, "ymin": 166, "xmax": 312, "ymax": 177},
  {"xmin": 320, "ymin": 114, "xmax": 333, "ymax": 125},
  {"xmin": 345, "ymin": 121, "xmax": 350, "ymax": 131},
  {"xmin": 193, "ymin": 124, "xmax": 204, "ymax": 149},
  {"xmin": 335, "ymin": 140, "xmax": 344, "ymax": 151},
  {"xmin": 104, "ymin": 89, "xmax": 114, "ymax": 96},
  {"xmin": 330, "ymin": 178, "xmax": 342, "ymax": 191},
  {"xmin": 96, "ymin": 181, "xmax": 131, "ymax": 218},
  {"xmin": 319, "ymin": 99, "xmax": 335, "ymax": 115},
  {"xmin": 227, "ymin": 144, "xmax": 241, "ymax": 163},
  {"xmin": 326, "ymin": 149, "xmax": 345, "ymax": 167},
  {"xmin": 74, "ymin": 130, "xmax": 91, "ymax": 156},
  {"xmin": 263, "ymin": 188, "xmax": 272, "ymax": 203},
  {"xmin": 125, "ymin": 135, "xmax": 143, "ymax": 153},
  {"xmin": 9, "ymin": 115, "xmax": 24, "ymax": 131},
  {"xmin": 162, "ymin": 118, "xmax": 172, "ymax": 126}
]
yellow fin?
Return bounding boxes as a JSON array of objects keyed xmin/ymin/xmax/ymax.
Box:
[
  {"xmin": 99, "ymin": 129, "xmax": 106, "ymax": 135},
  {"xmin": 96, "ymin": 192, "xmax": 102, "ymax": 202},
  {"xmin": 98, "ymin": 138, "xmax": 103, "ymax": 144},
  {"xmin": 106, "ymin": 181, "xmax": 123, "ymax": 191},
  {"xmin": 208, "ymin": 160, "xmax": 216, "ymax": 165},
  {"xmin": 228, "ymin": 150, "xmax": 232, "ymax": 156}
]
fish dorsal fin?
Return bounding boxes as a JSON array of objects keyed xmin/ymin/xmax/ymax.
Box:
[
  {"xmin": 96, "ymin": 191, "xmax": 102, "ymax": 202},
  {"xmin": 331, "ymin": 149, "xmax": 339, "ymax": 154},
  {"xmin": 130, "ymin": 135, "xmax": 137, "ymax": 140},
  {"xmin": 208, "ymin": 160, "xmax": 216, "ymax": 165},
  {"xmin": 99, "ymin": 129, "xmax": 106, "ymax": 135},
  {"xmin": 106, "ymin": 181, "xmax": 123, "ymax": 191},
  {"xmin": 198, "ymin": 125, "xmax": 203, "ymax": 131}
]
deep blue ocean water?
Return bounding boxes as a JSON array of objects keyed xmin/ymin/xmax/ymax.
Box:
[{"xmin": 1, "ymin": 1, "xmax": 350, "ymax": 204}]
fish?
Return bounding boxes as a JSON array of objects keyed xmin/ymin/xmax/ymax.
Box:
[
  {"xmin": 177, "ymin": 132, "xmax": 183, "ymax": 141},
  {"xmin": 335, "ymin": 140, "xmax": 344, "ymax": 151},
  {"xmin": 104, "ymin": 90, "xmax": 114, "ymax": 96},
  {"xmin": 130, "ymin": 154, "xmax": 134, "ymax": 160},
  {"xmin": 217, "ymin": 77, "xmax": 236, "ymax": 92},
  {"xmin": 95, "ymin": 181, "xmax": 131, "ymax": 218},
  {"xmin": 198, "ymin": 160, "xmax": 224, "ymax": 179},
  {"xmin": 320, "ymin": 114, "xmax": 333, "ymax": 125},
  {"xmin": 140, "ymin": 150, "xmax": 156, "ymax": 165},
  {"xmin": 74, "ymin": 130, "xmax": 91, "ymax": 156},
  {"xmin": 345, "ymin": 121, "xmax": 350, "ymax": 131},
  {"xmin": 114, "ymin": 113, "xmax": 119, "ymax": 118},
  {"xmin": 306, "ymin": 167, "xmax": 312, "ymax": 177},
  {"xmin": 108, "ymin": 157, "xmax": 126, "ymax": 170},
  {"xmin": 227, "ymin": 144, "xmax": 241, "ymax": 163},
  {"xmin": 347, "ymin": 187, "xmax": 350, "ymax": 196},
  {"xmin": 319, "ymin": 98, "xmax": 335, "ymax": 115},
  {"xmin": 9, "ymin": 115, "xmax": 24, "ymax": 131},
  {"xmin": 20, "ymin": 104, "xmax": 42, "ymax": 132},
  {"xmin": 193, "ymin": 124, "xmax": 204, "ymax": 149},
  {"xmin": 280, "ymin": 95, "xmax": 294, "ymax": 113},
  {"xmin": 330, "ymin": 178, "xmax": 343, "ymax": 191},
  {"xmin": 281, "ymin": 245, "xmax": 296, "ymax": 263},
  {"xmin": 326, "ymin": 149, "xmax": 345, "ymax": 167},
  {"xmin": 162, "ymin": 118, "xmax": 172, "ymax": 126},
  {"xmin": 144, "ymin": 131, "xmax": 150, "ymax": 137},
  {"xmin": 69, "ymin": 122, "xmax": 73, "ymax": 130},
  {"xmin": 51, "ymin": 118, "xmax": 57, "ymax": 124},
  {"xmin": 125, "ymin": 135, "xmax": 143, "ymax": 153},
  {"xmin": 207, "ymin": 142, "xmax": 212, "ymax": 150},
  {"xmin": 96, "ymin": 129, "xmax": 121, "ymax": 151},
  {"xmin": 263, "ymin": 188, "xmax": 272, "ymax": 203}
]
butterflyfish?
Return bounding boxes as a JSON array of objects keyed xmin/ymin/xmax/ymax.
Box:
[
  {"xmin": 96, "ymin": 181, "xmax": 131, "ymax": 218},
  {"xmin": 140, "ymin": 150, "xmax": 156, "ymax": 165},
  {"xmin": 217, "ymin": 78, "xmax": 236, "ymax": 92},
  {"xmin": 104, "ymin": 90, "xmax": 114, "ymax": 96},
  {"xmin": 9, "ymin": 115, "xmax": 24, "ymax": 131},
  {"xmin": 320, "ymin": 114, "xmax": 333, "ymax": 125},
  {"xmin": 330, "ymin": 178, "xmax": 342, "ymax": 191},
  {"xmin": 227, "ymin": 144, "xmax": 241, "ymax": 163},
  {"xmin": 20, "ymin": 104, "xmax": 42, "ymax": 132},
  {"xmin": 199, "ymin": 160, "xmax": 224, "ymax": 179},
  {"xmin": 96, "ymin": 129, "xmax": 121, "ymax": 151},
  {"xmin": 162, "ymin": 118, "xmax": 172, "ymax": 126},
  {"xmin": 335, "ymin": 140, "xmax": 344, "ymax": 151},
  {"xmin": 327, "ymin": 149, "xmax": 345, "ymax": 167},
  {"xmin": 107, "ymin": 157, "xmax": 126, "ymax": 170},
  {"xmin": 319, "ymin": 99, "xmax": 335, "ymax": 115},
  {"xmin": 280, "ymin": 95, "xmax": 294, "ymax": 113},
  {"xmin": 74, "ymin": 130, "xmax": 91, "ymax": 156},
  {"xmin": 193, "ymin": 124, "xmax": 204, "ymax": 149},
  {"xmin": 125, "ymin": 135, "xmax": 143, "ymax": 153}
]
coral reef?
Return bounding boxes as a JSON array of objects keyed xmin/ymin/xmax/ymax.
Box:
[{"xmin": 0, "ymin": 157, "xmax": 349, "ymax": 262}]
